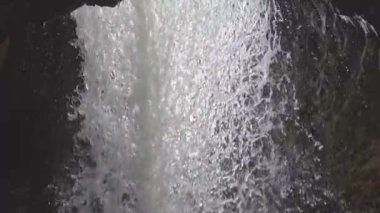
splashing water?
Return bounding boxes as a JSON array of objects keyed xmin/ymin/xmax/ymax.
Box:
[{"xmin": 54, "ymin": 0, "xmax": 378, "ymax": 212}]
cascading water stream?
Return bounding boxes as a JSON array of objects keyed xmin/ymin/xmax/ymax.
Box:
[{"xmin": 54, "ymin": 0, "xmax": 379, "ymax": 212}]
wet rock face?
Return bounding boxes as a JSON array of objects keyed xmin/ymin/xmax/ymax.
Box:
[
  {"xmin": 0, "ymin": 15, "xmax": 83, "ymax": 213},
  {"xmin": 277, "ymin": 0, "xmax": 380, "ymax": 211},
  {"xmin": 332, "ymin": 0, "xmax": 380, "ymax": 31}
]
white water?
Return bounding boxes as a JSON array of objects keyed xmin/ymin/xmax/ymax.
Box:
[{"xmin": 57, "ymin": 0, "xmax": 316, "ymax": 212}]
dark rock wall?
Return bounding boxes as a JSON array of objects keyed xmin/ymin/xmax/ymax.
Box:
[
  {"xmin": 277, "ymin": 0, "xmax": 380, "ymax": 211},
  {"xmin": 0, "ymin": 16, "xmax": 83, "ymax": 212}
]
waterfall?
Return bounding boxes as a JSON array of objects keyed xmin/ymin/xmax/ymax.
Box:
[{"xmin": 54, "ymin": 0, "xmax": 379, "ymax": 212}]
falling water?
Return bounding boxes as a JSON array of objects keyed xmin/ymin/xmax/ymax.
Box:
[{"xmin": 54, "ymin": 0, "xmax": 379, "ymax": 212}]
